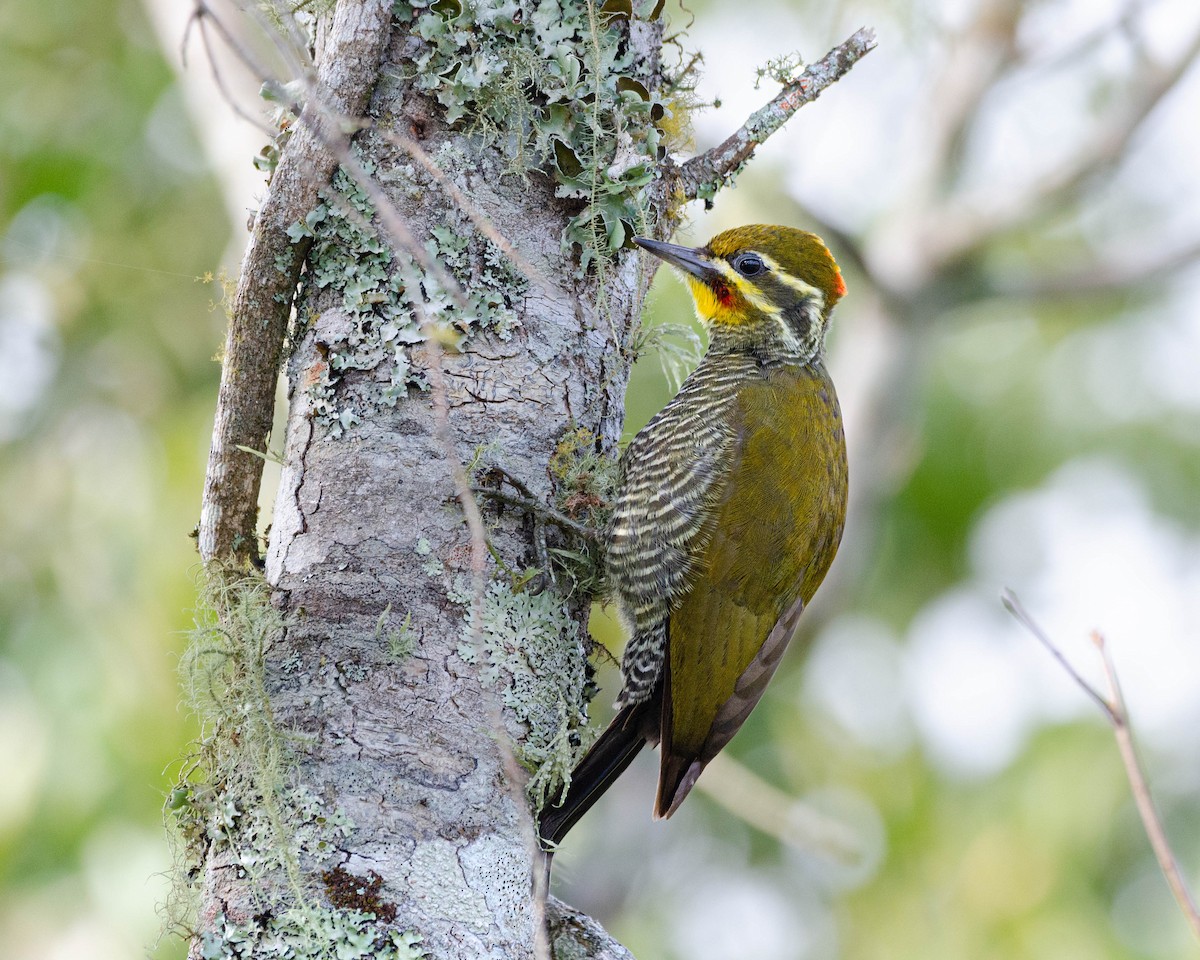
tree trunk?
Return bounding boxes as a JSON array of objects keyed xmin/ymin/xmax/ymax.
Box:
[
  {"xmin": 253, "ymin": 98, "xmax": 646, "ymax": 960},
  {"xmin": 185, "ymin": 2, "xmax": 662, "ymax": 958}
]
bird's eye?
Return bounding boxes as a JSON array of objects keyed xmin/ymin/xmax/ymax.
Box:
[{"xmin": 733, "ymin": 253, "xmax": 766, "ymax": 277}]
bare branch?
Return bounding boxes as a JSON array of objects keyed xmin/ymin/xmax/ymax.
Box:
[
  {"xmin": 197, "ymin": 0, "xmax": 393, "ymax": 564},
  {"xmin": 991, "ymin": 238, "xmax": 1200, "ymax": 301},
  {"xmin": 470, "ymin": 487, "xmax": 600, "ymax": 542},
  {"xmin": 184, "ymin": 7, "xmax": 277, "ymax": 138},
  {"xmin": 330, "ymin": 114, "xmax": 556, "ymax": 958},
  {"xmin": 1003, "ymin": 590, "xmax": 1200, "ymax": 942},
  {"xmin": 917, "ymin": 0, "xmax": 1023, "ymax": 199},
  {"xmin": 699, "ymin": 752, "xmax": 863, "ymax": 863},
  {"xmin": 1093, "ymin": 630, "xmax": 1200, "ymax": 944},
  {"xmin": 195, "ymin": 1, "xmax": 532, "ymax": 563},
  {"xmin": 1008, "ymin": 234, "xmax": 1200, "ymax": 297},
  {"xmin": 928, "ymin": 20, "xmax": 1200, "ymax": 274},
  {"xmin": 1001, "ymin": 589, "xmax": 1116, "ymax": 719},
  {"xmin": 192, "ymin": 6, "xmax": 479, "ymax": 312},
  {"xmin": 673, "ymin": 28, "xmax": 877, "ymax": 203},
  {"xmin": 1017, "ymin": 0, "xmax": 1152, "ymax": 76},
  {"xmin": 349, "ymin": 172, "xmax": 556, "ymax": 959}
]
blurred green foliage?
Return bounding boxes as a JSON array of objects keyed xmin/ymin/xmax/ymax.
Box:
[
  {"xmin": 559, "ymin": 2, "xmax": 1200, "ymax": 955},
  {"xmin": 0, "ymin": 0, "xmax": 227, "ymax": 956}
]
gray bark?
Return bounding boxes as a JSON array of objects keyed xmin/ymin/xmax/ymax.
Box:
[{"xmin": 260, "ymin": 151, "xmax": 640, "ymax": 955}]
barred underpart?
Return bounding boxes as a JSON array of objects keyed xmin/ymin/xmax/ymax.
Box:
[{"xmin": 609, "ymin": 348, "xmax": 774, "ymax": 706}]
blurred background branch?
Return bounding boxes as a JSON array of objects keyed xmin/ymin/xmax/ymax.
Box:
[{"xmin": 673, "ymin": 27, "xmax": 877, "ymax": 203}]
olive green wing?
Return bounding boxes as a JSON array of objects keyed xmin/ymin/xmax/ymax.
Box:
[{"xmin": 656, "ymin": 365, "xmax": 847, "ymax": 817}]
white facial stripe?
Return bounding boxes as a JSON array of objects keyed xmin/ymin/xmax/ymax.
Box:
[
  {"xmin": 711, "ymin": 259, "xmax": 741, "ymax": 287},
  {"xmin": 755, "ymin": 252, "xmax": 826, "ymax": 310},
  {"xmin": 774, "ymin": 312, "xmax": 800, "ymax": 351}
]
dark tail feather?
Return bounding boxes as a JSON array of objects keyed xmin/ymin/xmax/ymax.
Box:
[
  {"xmin": 655, "ymin": 752, "xmax": 704, "ymax": 819},
  {"xmin": 652, "ymin": 662, "xmax": 703, "ymax": 819},
  {"xmin": 538, "ymin": 703, "xmax": 650, "ymax": 847}
]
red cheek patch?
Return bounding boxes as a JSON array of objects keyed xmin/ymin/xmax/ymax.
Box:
[{"xmin": 715, "ymin": 282, "xmax": 734, "ymax": 306}]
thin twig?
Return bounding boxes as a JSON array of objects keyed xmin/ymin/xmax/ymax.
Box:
[
  {"xmin": 394, "ymin": 257, "xmax": 552, "ymax": 960},
  {"xmin": 380, "ymin": 129, "xmax": 552, "ymax": 292},
  {"xmin": 199, "ymin": 7, "xmax": 472, "ymax": 311},
  {"xmin": 242, "ymin": 0, "xmax": 314, "ymax": 83},
  {"xmin": 1000, "ymin": 590, "xmax": 1115, "ymax": 719},
  {"xmin": 1093, "ymin": 630, "xmax": 1200, "ymax": 943},
  {"xmin": 673, "ymin": 28, "xmax": 877, "ymax": 203},
  {"xmin": 185, "ymin": 7, "xmax": 277, "ymax": 137},
  {"xmin": 329, "ymin": 105, "xmax": 552, "ymax": 958},
  {"xmin": 1002, "ymin": 589, "xmax": 1200, "ymax": 942},
  {"xmin": 471, "ymin": 487, "xmax": 600, "ymax": 542}
]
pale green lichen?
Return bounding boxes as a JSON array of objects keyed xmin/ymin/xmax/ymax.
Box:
[
  {"xmin": 168, "ymin": 573, "xmax": 300, "ymax": 916},
  {"xmin": 414, "ymin": 537, "xmax": 445, "ymax": 577},
  {"xmin": 287, "ymin": 154, "xmax": 528, "ymax": 435},
  {"xmin": 198, "ymin": 907, "xmax": 426, "ymax": 960},
  {"xmin": 547, "ymin": 426, "xmax": 617, "ymax": 530},
  {"xmin": 376, "ymin": 606, "xmax": 418, "ymax": 661},
  {"xmin": 453, "ymin": 578, "xmax": 597, "ymax": 809},
  {"xmin": 166, "ymin": 571, "xmax": 424, "ymax": 956},
  {"xmin": 755, "ymin": 50, "xmax": 806, "ymax": 88},
  {"xmin": 543, "ymin": 426, "xmax": 618, "ymax": 597},
  {"xmin": 394, "ymin": 0, "xmax": 671, "ymax": 269},
  {"xmin": 283, "ymin": 0, "xmax": 699, "ymax": 432}
]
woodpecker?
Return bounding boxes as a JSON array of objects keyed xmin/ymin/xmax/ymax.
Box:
[{"xmin": 540, "ymin": 224, "xmax": 849, "ymax": 847}]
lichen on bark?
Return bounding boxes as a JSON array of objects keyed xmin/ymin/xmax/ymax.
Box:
[{"xmin": 188, "ymin": 1, "xmax": 669, "ymax": 957}]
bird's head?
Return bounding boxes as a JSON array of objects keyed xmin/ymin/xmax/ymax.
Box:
[{"xmin": 634, "ymin": 224, "xmax": 846, "ymax": 358}]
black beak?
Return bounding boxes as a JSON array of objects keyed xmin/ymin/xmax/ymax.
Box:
[{"xmin": 633, "ymin": 236, "xmax": 718, "ymax": 284}]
